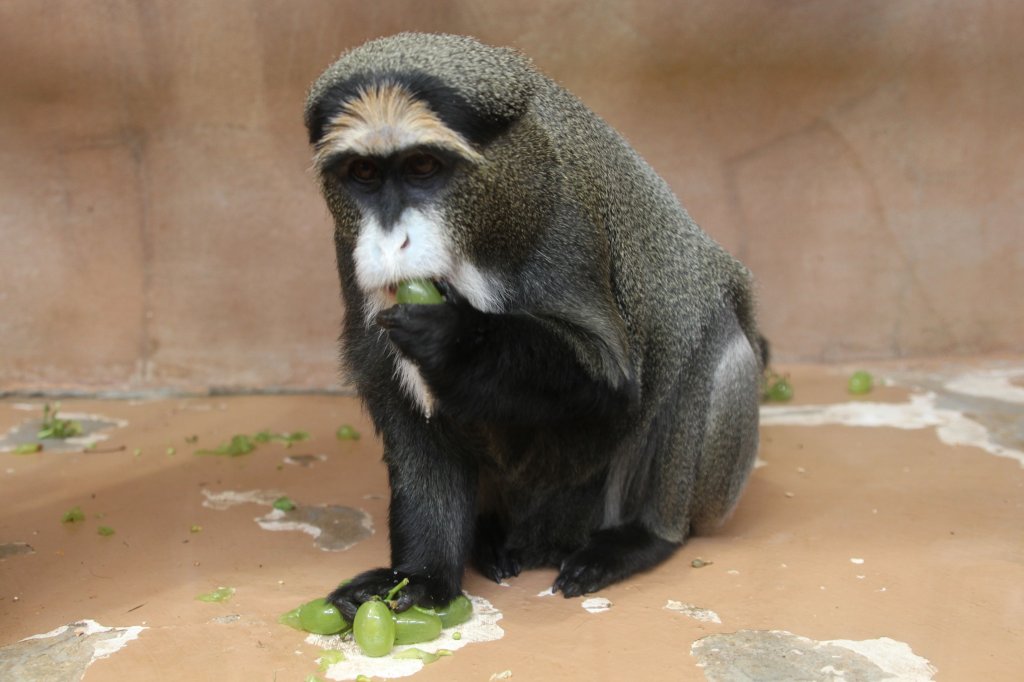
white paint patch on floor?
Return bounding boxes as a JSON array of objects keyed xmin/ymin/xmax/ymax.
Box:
[
  {"xmin": 692, "ymin": 630, "xmax": 935, "ymax": 681},
  {"xmin": 943, "ymin": 368, "xmax": 1024, "ymax": 404},
  {"xmin": 306, "ymin": 593, "xmax": 503, "ymax": 680},
  {"xmin": 665, "ymin": 600, "xmax": 722, "ymax": 624},
  {"xmin": 0, "ymin": 620, "xmax": 147, "ymax": 681},
  {"xmin": 581, "ymin": 597, "xmax": 612, "ymax": 613},
  {"xmin": 202, "ymin": 489, "xmax": 374, "ymax": 551},
  {"xmin": 28, "ymin": 620, "xmax": 146, "ymax": 660},
  {"xmin": 536, "ymin": 587, "xmax": 555, "ymax": 597},
  {"xmin": 0, "ymin": 410, "xmax": 128, "ymax": 452},
  {"xmin": 829, "ymin": 636, "xmax": 938, "ymax": 681},
  {"xmin": 760, "ymin": 392, "xmax": 1024, "ymax": 467},
  {"xmin": 201, "ymin": 489, "xmax": 284, "ymax": 510},
  {"xmin": 254, "ymin": 506, "xmax": 374, "ymax": 551}
]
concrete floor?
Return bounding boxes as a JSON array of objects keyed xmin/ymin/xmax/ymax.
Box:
[{"xmin": 1, "ymin": 361, "xmax": 1021, "ymax": 681}]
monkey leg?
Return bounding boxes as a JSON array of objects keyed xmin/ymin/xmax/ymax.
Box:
[
  {"xmin": 639, "ymin": 313, "xmax": 760, "ymax": 542},
  {"xmin": 553, "ymin": 522, "xmax": 679, "ymax": 597},
  {"xmin": 687, "ymin": 322, "xmax": 761, "ymax": 535},
  {"xmin": 472, "ymin": 512, "xmax": 522, "ymax": 583}
]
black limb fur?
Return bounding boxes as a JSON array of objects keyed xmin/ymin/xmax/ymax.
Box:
[{"xmin": 377, "ymin": 293, "xmax": 635, "ymax": 425}]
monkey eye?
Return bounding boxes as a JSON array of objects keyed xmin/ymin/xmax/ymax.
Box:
[
  {"xmin": 348, "ymin": 158, "xmax": 381, "ymax": 184},
  {"xmin": 403, "ymin": 153, "xmax": 442, "ymax": 180}
]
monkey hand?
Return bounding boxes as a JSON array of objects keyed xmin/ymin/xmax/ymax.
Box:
[
  {"xmin": 375, "ymin": 285, "xmax": 487, "ymax": 377},
  {"xmin": 326, "ymin": 567, "xmax": 459, "ymax": 622}
]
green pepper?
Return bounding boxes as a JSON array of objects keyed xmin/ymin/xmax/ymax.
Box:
[
  {"xmin": 395, "ymin": 279, "xmax": 444, "ymax": 305},
  {"xmin": 298, "ymin": 598, "xmax": 349, "ymax": 635},
  {"xmin": 354, "ymin": 600, "xmax": 396, "ymax": 657},
  {"xmin": 393, "ymin": 607, "xmax": 442, "ymax": 645},
  {"xmin": 434, "ymin": 595, "xmax": 473, "ymax": 628},
  {"xmin": 848, "ymin": 370, "xmax": 874, "ymax": 395}
]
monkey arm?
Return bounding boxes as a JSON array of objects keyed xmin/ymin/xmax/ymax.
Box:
[
  {"xmin": 377, "ymin": 299, "xmax": 636, "ymax": 424},
  {"xmin": 327, "ymin": 399, "xmax": 477, "ymax": 618}
]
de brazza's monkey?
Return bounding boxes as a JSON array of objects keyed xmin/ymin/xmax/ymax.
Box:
[{"xmin": 304, "ymin": 33, "xmax": 764, "ymax": 618}]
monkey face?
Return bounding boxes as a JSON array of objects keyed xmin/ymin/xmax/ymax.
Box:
[{"xmin": 311, "ymin": 79, "xmax": 507, "ymax": 323}]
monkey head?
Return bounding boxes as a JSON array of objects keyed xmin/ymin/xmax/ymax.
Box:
[{"xmin": 304, "ymin": 33, "xmax": 559, "ymax": 324}]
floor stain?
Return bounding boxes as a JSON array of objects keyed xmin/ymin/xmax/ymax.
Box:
[
  {"xmin": 283, "ymin": 453, "xmax": 328, "ymax": 467},
  {"xmin": 255, "ymin": 505, "xmax": 373, "ymax": 551},
  {"xmin": 0, "ymin": 620, "xmax": 145, "ymax": 682},
  {"xmin": 201, "ymin": 489, "xmax": 373, "ymax": 551},
  {"xmin": 665, "ymin": 600, "xmax": 721, "ymax": 624},
  {"xmin": 691, "ymin": 630, "xmax": 936, "ymax": 681},
  {"xmin": 0, "ymin": 409, "xmax": 127, "ymax": 453},
  {"xmin": 761, "ymin": 366, "xmax": 1024, "ymax": 467},
  {"xmin": 0, "ymin": 542, "xmax": 35, "ymax": 559}
]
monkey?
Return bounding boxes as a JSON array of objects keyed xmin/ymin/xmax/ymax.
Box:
[{"xmin": 303, "ymin": 33, "xmax": 765, "ymax": 620}]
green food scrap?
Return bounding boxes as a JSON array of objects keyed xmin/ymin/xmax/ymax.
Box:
[
  {"xmin": 304, "ymin": 676, "xmax": 324, "ymax": 682},
  {"xmin": 385, "ymin": 577, "xmax": 410, "ymax": 603},
  {"xmin": 691, "ymin": 558, "xmax": 713, "ymax": 568},
  {"xmin": 195, "ymin": 434, "xmax": 257, "ymax": 457},
  {"xmin": 196, "ymin": 586, "xmax": 235, "ymax": 603},
  {"xmin": 254, "ymin": 430, "xmax": 309, "ymax": 447},
  {"xmin": 196, "ymin": 430, "xmax": 309, "ymax": 456},
  {"xmin": 62, "ymin": 506, "xmax": 85, "ymax": 523},
  {"xmin": 272, "ymin": 496, "xmax": 296, "ymax": 511},
  {"xmin": 317, "ymin": 649, "xmax": 346, "ymax": 671},
  {"xmin": 452, "ymin": 632, "xmax": 462, "ymax": 640},
  {"xmin": 37, "ymin": 403, "xmax": 82, "ymax": 440},
  {"xmin": 761, "ymin": 371, "xmax": 793, "ymax": 402},
  {"xmin": 97, "ymin": 526, "xmax": 115, "ymax": 536},
  {"xmin": 190, "ymin": 525, "xmax": 202, "ymax": 533},
  {"xmin": 278, "ymin": 605, "xmax": 303, "ymax": 630},
  {"xmin": 336, "ymin": 425, "xmax": 360, "ymax": 441},
  {"xmin": 166, "ymin": 446, "xmax": 176, "ymax": 456},
  {"xmin": 133, "ymin": 448, "xmax": 142, "ymax": 456},
  {"xmin": 392, "ymin": 647, "xmax": 441, "ymax": 664},
  {"xmin": 13, "ymin": 443, "xmax": 42, "ymax": 454},
  {"xmin": 356, "ymin": 676, "xmax": 371, "ymax": 682},
  {"xmin": 848, "ymin": 370, "xmax": 874, "ymax": 395}
]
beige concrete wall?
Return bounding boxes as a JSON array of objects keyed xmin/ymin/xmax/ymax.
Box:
[{"xmin": 1, "ymin": 0, "xmax": 1021, "ymax": 393}]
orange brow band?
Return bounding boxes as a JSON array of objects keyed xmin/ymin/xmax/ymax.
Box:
[{"xmin": 314, "ymin": 82, "xmax": 484, "ymax": 167}]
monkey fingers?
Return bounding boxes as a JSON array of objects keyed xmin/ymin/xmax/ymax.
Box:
[
  {"xmin": 376, "ymin": 300, "xmax": 485, "ymax": 372},
  {"xmin": 327, "ymin": 567, "xmax": 453, "ymax": 621}
]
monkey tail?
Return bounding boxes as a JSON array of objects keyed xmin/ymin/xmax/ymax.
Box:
[{"xmin": 757, "ymin": 334, "xmax": 771, "ymax": 370}]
